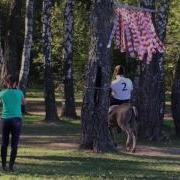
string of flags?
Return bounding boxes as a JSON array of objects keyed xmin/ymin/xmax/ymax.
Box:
[{"xmin": 108, "ymin": 7, "xmax": 165, "ymax": 63}]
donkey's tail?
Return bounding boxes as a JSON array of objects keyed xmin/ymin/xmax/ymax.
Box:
[{"xmin": 132, "ymin": 106, "xmax": 138, "ymax": 118}]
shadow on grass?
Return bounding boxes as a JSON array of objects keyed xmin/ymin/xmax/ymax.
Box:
[
  {"xmin": 19, "ymin": 154, "xmax": 180, "ymax": 164},
  {"xmin": 22, "ymin": 119, "xmax": 81, "ymax": 136},
  {"xmin": 10, "ymin": 155, "xmax": 180, "ymax": 179}
]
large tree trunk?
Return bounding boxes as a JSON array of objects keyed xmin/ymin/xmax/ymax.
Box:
[
  {"xmin": 172, "ymin": 54, "xmax": 180, "ymax": 137},
  {"xmin": 2, "ymin": 0, "xmax": 23, "ymax": 78},
  {"xmin": 61, "ymin": 0, "xmax": 77, "ymax": 119},
  {"xmin": 81, "ymin": 0, "xmax": 116, "ymax": 152},
  {"xmin": 155, "ymin": 0, "xmax": 170, "ymax": 122},
  {"xmin": 137, "ymin": 0, "xmax": 170, "ymax": 140},
  {"xmin": 42, "ymin": 0, "xmax": 59, "ymax": 122},
  {"xmin": 137, "ymin": 58, "xmax": 163, "ymax": 140},
  {"xmin": 19, "ymin": 0, "xmax": 34, "ymax": 94}
]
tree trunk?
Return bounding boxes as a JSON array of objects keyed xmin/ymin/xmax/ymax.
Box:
[
  {"xmin": 0, "ymin": 14, "xmax": 4, "ymax": 65},
  {"xmin": 137, "ymin": 58, "xmax": 163, "ymax": 140},
  {"xmin": 0, "ymin": 41, "xmax": 3, "ymax": 64},
  {"xmin": 19, "ymin": 0, "xmax": 34, "ymax": 94},
  {"xmin": 0, "ymin": 38, "xmax": 3, "ymax": 82},
  {"xmin": 0, "ymin": 9, "xmax": 3, "ymax": 63},
  {"xmin": 42, "ymin": 0, "xmax": 59, "ymax": 122},
  {"xmin": 172, "ymin": 54, "xmax": 180, "ymax": 137},
  {"xmin": 155, "ymin": 0, "xmax": 170, "ymax": 125},
  {"xmin": 137, "ymin": 0, "xmax": 170, "ymax": 140},
  {"xmin": 2, "ymin": 0, "xmax": 23, "ymax": 78},
  {"xmin": 0, "ymin": 6, "xmax": 3, "ymax": 82},
  {"xmin": 81, "ymin": 0, "xmax": 116, "ymax": 152},
  {"xmin": 61, "ymin": 0, "xmax": 77, "ymax": 119}
]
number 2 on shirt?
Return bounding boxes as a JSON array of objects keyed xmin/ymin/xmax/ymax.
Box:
[{"xmin": 122, "ymin": 82, "xmax": 128, "ymax": 91}]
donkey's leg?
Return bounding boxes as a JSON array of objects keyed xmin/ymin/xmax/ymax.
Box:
[
  {"xmin": 127, "ymin": 128, "xmax": 137, "ymax": 152},
  {"xmin": 130, "ymin": 131, "xmax": 136, "ymax": 153},
  {"xmin": 125, "ymin": 129, "xmax": 131, "ymax": 151},
  {"xmin": 120, "ymin": 125, "xmax": 130, "ymax": 151},
  {"xmin": 109, "ymin": 127, "xmax": 117, "ymax": 147}
]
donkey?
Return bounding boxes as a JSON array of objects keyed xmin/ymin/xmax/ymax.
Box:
[{"xmin": 108, "ymin": 103, "xmax": 138, "ymax": 152}]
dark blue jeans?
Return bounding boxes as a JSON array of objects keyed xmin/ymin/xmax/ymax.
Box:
[
  {"xmin": 1, "ymin": 118, "xmax": 22, "ymax": 149},
  {"xmin": 1, "ymin": 118, "xmax": 22, "ymax": 169}
]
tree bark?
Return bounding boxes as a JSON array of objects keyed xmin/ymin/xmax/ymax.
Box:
[
  {"xmin": 0, "ymin": 5, "xmax": 3, "ymax": 82},
  {"xmin": 0, "ymin": 41, "xmax": 3, "ymax": 64},
  {"xmin": 0, "ymin": 38, "xmax": 3, "ymax": 82},
  {"xmin": 137, "ymin": 0, "xmax": 170, "ymax": 140},
  {"xmin": 0, "ymin": 11, "xmax": 3, "ymax": 68},
  {"xmin": 81, "ymin": 0, "xmax": 116, "ymax": 152},
  {"xmin": 61, "ymin": 0, "xmax": 77, "ymax": 119},
  {"xmin": 2, "ymin": 0, "xmax": 23, "ymax": 78},
  {"xmin": 42, "ymin": 0, "xmax": 59, "ymax": 122},
  {"xmin": 155, "ymin": 0, "xmax": 170, "ymax": 124},
  {"xmin": 19, "ymin": 0, "xmax": 34, "ymax": 94},
  {"xmin": 172, "ymin": 54, "xmax": 180, "ymax": 137}
]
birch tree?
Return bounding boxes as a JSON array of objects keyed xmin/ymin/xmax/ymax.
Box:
[
  {"xmin": 42, "ymin": 0, "xmax": 59, "ymax": 121},
  {"xmin": 172, "ymin": 54, "xmax": 180, "ymax": 137},
  {"xmin": 0, "ymin": 11, "xmax": 3, "ymax": 72},
  {"xmin": 0, "ymin": 39, "xmax": 3, "ymax": 81},
  {"xmin": 19, "ymin": 0, "xmax": 34, "ymax": 94},
  {"xmin": 0, "ymin": 6, "xmax": 3, "ymax": 65},
  {"xmin": 61, "ymin": 0, "xmax": 77, "ymax": 119},
  {"xmin": 0, "ymin": 29, "xmax": 4, "ymax": 83}
]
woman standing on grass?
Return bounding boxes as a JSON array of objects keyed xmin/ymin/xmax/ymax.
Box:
[{"xmin": 0, "ymin": 75, "xmax": 26, "ymax": 171}]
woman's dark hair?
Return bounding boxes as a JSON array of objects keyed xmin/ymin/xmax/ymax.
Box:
[
  {"xmin": 113, "ymin": 65, "xmax": 125, "ymax": 78},
  {"xmin": 4, "ymin": 74, "xmax": 18, "ymax": 87}
]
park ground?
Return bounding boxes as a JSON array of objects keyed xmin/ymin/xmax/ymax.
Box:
[{"xmin": 0, "ymin": 89, "xmax": 179, "ymax": 180}]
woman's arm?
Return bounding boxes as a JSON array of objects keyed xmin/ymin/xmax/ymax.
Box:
[{"xmin": 22, "ymin": 97, "xmax": 27, "ymax": 105}]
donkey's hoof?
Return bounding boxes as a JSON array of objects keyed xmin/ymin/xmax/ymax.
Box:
[
  {"xmin": 131, "ymin": 148, "xmax": 136, "ymax": 153},
  {"xmin": 126, "ymin": 147, "xmax": 131, "ymax": 152}
]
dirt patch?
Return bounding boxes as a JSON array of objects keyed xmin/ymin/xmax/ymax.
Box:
[
  {"xmin": 23, "ymin": 100, "xmax": 180, "ymax": 158},
  {"xmin": 19, "ymin": 135, "xmax": 80, "ymax": 150},
  {"xmin": 19, "ymin": 134, "xmax": 180, "ymax": 158},
  {"xmin": 132, "ymin": 145, "xmax": 180, "ymax": 157}
]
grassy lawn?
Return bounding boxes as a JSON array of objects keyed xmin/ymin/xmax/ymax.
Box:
[
  {"xmin": 0, "ymin": 89, "xmax": 179, "ymax": 179},
  {"xmin": 0, "ymin": 147, "xmax": 180, "ymax": 180},
  {"xmin": 0, "ymin": 115, "xmax": 179, "ymax": 179}
]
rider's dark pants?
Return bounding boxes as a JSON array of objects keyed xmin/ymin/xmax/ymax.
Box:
[{"xmin": 110, "ymin": 97, "xmax": 130, "ymax": 106}]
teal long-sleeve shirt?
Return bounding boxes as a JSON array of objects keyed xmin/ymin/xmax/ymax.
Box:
[{"xmin": 0, "ymin": 89, "xmax": 24, "ymax": 119}]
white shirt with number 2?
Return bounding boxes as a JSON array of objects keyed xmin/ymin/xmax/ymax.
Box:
[{"xmin": 111, "ymin": 76, "xmax": 133, "ymax": 100}]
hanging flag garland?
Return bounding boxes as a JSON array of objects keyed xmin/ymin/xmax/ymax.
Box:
[{"xmin": 109, "ymin": 7, "xmax": 165, "ymax": 63}]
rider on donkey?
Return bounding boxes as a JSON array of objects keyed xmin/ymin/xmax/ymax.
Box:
[
  {"xmin": 108, "ymin": 65, "xmax": 137, "ymax": 152},
  {"xmin": 110, "ymin": 65, "xmax": 133, "ymax": 106}
]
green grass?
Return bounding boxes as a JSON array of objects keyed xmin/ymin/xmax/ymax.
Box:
[
  {"xmin": 0, "ymin": 115, "xmax": 179, "ymax": 179},
  {"xmin": 0, "ymin": 147, "xmax": 180, "ymax": 180},
  {"xmin": 22, "ymin": 115, "xmax": 80, "ymax": 134},
  {"xmin": 26, "ymin": 88, "xmax": 83, "ymax": 100},
  {"xmin": 0, "ymin": 88, "xmax": 179, "ymax": 179}
]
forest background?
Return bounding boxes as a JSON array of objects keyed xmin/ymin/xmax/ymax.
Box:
[{"xmin": 0, "ymin": 0, "xmax": 179, "ymax": 93}]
